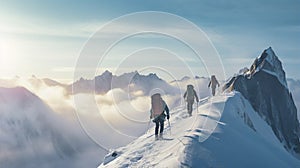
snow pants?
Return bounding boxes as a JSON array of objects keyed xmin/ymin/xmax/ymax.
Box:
[
  {"xmin": 211, "ymin": 87, "xmax": 216, "ymax": 96},
  {"xmin": 154, "ymin": 119, "xmax": 164, "ymax": 135},
  {"xmin": 187, "ymin": 101, "xmax": 194, "ymax": 115}
]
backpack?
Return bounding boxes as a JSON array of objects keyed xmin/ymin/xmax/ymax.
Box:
[
  {"xmin": 186, "ymin": 85, "xmax": 195, "ymax": 101},
  {"xmin": 151, "ymin": 93, "xmax": 165, "ymax": 119}
]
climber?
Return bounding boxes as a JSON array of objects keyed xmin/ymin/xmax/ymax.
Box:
[
  {"xmin": 183, "ymin": 85, "xmax": 199, "ymax": 116},
  {"xmin": 150, "ymin": 93, "xmax": 170, "ymax": 140},
  {"xmin": 208, "ymin": 75, "xmax": 220, "ymax": 96}
]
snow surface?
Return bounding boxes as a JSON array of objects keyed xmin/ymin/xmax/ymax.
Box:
[{"xmin": 98, "ymin": 92, "xmax": 300, "ymax": 167}]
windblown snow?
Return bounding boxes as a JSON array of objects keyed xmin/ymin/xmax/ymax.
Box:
[{"xmin": 98, "ymin": 92, "xmax": 300, "ymax": 167}]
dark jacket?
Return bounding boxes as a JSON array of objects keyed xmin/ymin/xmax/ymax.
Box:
[
  {"xmin": 183, "ymin": 89, "xmax": 199, "ymax": 103},
  {"xmin": 208, "ymin": 76, "xmax": 220, "ymax": 88}
]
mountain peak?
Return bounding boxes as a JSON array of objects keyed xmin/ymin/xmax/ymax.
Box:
[
  {"xmin": 101, "ymin": 70, "xmax": 113, "ymax": 77},
  {"xmin": 148, "ymin": 73, "xmax": 160, "ymax": 79},
  {"xmin": 224, "ymin": 47, "xmax": 300, "ymax": 156},
  {"xmin": 258, "ymin": 47, "xmax": 278, "ymax": 68},
  {"xmin": 264, "ymin": 47, "xmax": 276, "ymax": 61},
  {"xmin": 250, "ymin": 47, "xmax": 287, "ymax": 88}
]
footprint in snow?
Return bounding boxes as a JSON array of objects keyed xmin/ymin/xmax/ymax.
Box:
[{"xmin": 130, "ymin": 155, "xmax": 143, "ymax": 162}]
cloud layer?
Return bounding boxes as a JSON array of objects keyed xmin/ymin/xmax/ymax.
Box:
[
  {"xmin": 0, "ymin": 76, "xmax": 195, "ymax": 166},
  {"xmin": 3, "ymin": 74, "xmax": 298, "ymax": 167}
]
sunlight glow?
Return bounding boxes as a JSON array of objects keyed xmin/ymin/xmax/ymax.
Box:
[{"xmin": 0, "ymin": 39, "xmax": 17, "ymax": 78}]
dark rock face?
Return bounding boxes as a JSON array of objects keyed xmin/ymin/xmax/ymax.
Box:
[{"xmin": 225, "ymin": 47, "xmax": 300, "ymax": 156}]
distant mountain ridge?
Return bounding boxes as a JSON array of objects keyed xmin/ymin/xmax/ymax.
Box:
[{"xmin": 70, "ymin": 70, "xmax": 179, "ymax": 95}]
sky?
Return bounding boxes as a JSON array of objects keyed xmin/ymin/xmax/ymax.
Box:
[{"xmin": 0, "ymin": 0, "xmax": 299, "ymax": 83}]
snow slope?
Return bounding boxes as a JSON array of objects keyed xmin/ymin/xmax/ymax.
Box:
[{"xmin": 98, "ymin": 92, "xmax": 300, "ymax": 167}]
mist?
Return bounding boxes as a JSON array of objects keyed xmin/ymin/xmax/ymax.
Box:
[{"xmin": 0, "ymin": 75, "xmax": 221, "ymax": 167}]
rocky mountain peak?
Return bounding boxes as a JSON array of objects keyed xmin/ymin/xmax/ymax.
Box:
[
  {"xmin": 250, "ymin": 47, "xmax": 287, "ymax": 88},
  {"xmin": 224, "ymin": 47, "xmax": 300, "ymax": 157}
]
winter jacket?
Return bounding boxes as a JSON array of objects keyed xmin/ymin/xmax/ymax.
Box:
[
  {"xmin": 208, "ymin": 76, "xmax": 220, "ymax": 88},
  {"xmin": 183, "ymin": 89, "xmax": 199, "ymax": 103}
]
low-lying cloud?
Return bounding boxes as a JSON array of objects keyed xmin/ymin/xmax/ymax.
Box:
[{"xmin": 0, "ymin": 75, "xmax": 220, "ymax": 167}]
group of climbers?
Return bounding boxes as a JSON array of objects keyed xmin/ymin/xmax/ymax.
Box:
[{"xmin": 149, "ymin": 75, "xmax": 220, "ymax": 140}]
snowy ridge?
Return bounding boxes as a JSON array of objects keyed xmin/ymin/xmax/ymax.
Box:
[{"xmin": 98, "ymin": 92, "xmax": 300, "ymax": 167}]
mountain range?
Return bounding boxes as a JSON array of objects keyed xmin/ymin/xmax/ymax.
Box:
[{"xmin": 0, "ymin": 47, "xmax": 299, "ymax": 167}]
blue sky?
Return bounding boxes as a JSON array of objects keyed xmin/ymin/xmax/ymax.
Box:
[{"xmin": 0, "ymin": 0, "xmax": 299, "ymax": 82}]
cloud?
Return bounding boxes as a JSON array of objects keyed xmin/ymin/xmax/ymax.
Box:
[
  {"xmin": 0, "ymin": 76, "xmax": 181, "ymax": 150},
  {"xmin": 0, "ymin": 86, "xmax": 104, "ymax": 168},
  {"xmin": 0, "ymin": 74, "xmax": 220, "ymax": 142},
  {"xmin": 3, "ymin": 72, "xmax": 297, "ymax": 168}
]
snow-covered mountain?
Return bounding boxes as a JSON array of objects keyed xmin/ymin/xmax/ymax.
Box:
[
  {"xmin": 98, "ymin": 47, "xmax": 300, "ymax": 167},
  {"xmin": 1, "ymin": 47, "xmax": 299, "ymax": 167},
  {"xmin": 70, "ymin": 70, "xmax": 179, "ymax": 95},
  {"xmin": 0, "ymin": 87, "xmax": 103, "ymax": 168},
  {"xmin": 224, "ymin": 47, "xmax": 300, "ymax": 156},
  {"xmin": 98, "ymin": 92, "xmax": 300, "ymax": 167}
]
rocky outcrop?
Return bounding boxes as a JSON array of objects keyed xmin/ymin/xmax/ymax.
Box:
[{"xmin": 224, "ymin": 47, "xmax": 300, "ymax": 156}]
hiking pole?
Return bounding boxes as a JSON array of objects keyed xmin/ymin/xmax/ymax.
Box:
[
  {"xmin": 146, "ymin": 119, "xmax": 151, "ymax": 134},
  {"xmin": 168, "ymin": 119, "xmax": 172, "ymax": 135}
]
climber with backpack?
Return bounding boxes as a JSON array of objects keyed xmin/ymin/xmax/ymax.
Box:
[
  {"xmin": 183, "ymin": 85, "xmax": 199, "ymax": 116},
  {"xmin": 208, "ymin": 75, "xmax": 220, "ymax": 96},
  {"xmin": 150, "ymin": 93, "xmax": 170, "ymax": 140}
]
